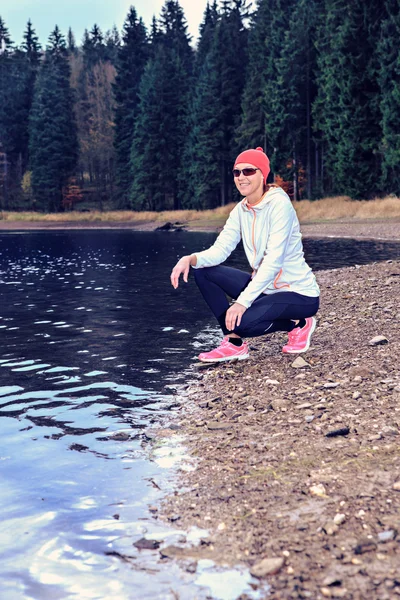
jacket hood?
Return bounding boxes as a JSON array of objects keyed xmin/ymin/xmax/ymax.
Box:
[{"xmin": 240, "ymin": 186, "xmax": 288, "ymax": 212}]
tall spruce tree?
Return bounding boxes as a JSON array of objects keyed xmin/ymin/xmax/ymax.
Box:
[
  {"xmin": 0, "ymin": 17, "xmax": 14, "ymax": 207},
  {"xmin": 378, "ymin": 0, "xmax": 400, "ymax": 195},
  {"xmin": 278, "ymin": 0, "xmax": 318, "ymax": 199},
  {"xmin": 313, "ymin": 0, "xmax": 385, "ymax": 198},
  {"xmin": 215, "ymin": 0, "xmax": 249, "ymax": 204},
  {"xmin": 29, "ymin": 26, "xmax": 78, "ymax": 211},
  {"xmin": 18, "ymin": 20, "xmax": 41, "ymax": 174},
  {"xmin": 113, "ymin": 7, "xmax": 148, "ymax": 207},
  {"xmin": 236, "ymin": 0, "xmax": 271, "ymax": 151},
  {"xmin": 180, "ymin": 1, "xmax": 221, "ymax": 209},
  {"xmin": 129, "ymin": 0, "xmax": 193, "ymax": 210}
]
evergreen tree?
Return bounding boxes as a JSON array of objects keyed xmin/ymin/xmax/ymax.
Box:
[
  {"xmin": 0, "ymin": 16, "xmax": 14, "ymax": 207},
  {"xmin": 82, "ymin": 24, "xmax": 106, "ymax": 67},
  {"xmin": 129, "ymin": 0, "xmax": 193, "ymax": 210},
  {"xmin": 29, "ymin": 26, "xmax": 78, "ymax": 211},
  {"xmin": 214, "ymin": 0, "xmax": 249, "ymax": 204},
  {"xmin": 278, "ymin": 0, "xmax": 318, "ymax": 198},
  {"xmin": 67, "ymin": 27, "xmax": 77, "ymax": 53},
  {"xmin": 104, "ymin": 25, "xmax": 121, "ymax": 63},
  {"xmin": 113, "ymin": 7, "xmax": 148, "ymax": 206},
  {"xmin": 195, "ymin": 1, "xmax": 219, "ymax": 73},
  {"xmin": 378, "ymin": 0, "xmax": 400, "ymax": 195},
  {"xmin": 313, "ymin": 0, "xmax": 386, "ymax": 198},
  {"xmin": 19, "ymin": 20, "xmax": 42, "ymax": 172},
  {"xmin": 236, "ymin": 0, "xmax": 271, "ymax": 151},
  {"xmin": 180, "ymin": 1, "xmax": 221, "ymax": 208}
]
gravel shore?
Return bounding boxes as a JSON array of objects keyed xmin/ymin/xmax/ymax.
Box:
[{"xmin": 156, "ymin": 259, "xmax": 400, "ymax": 600}]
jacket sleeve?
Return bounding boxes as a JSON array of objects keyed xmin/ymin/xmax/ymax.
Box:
[
  {"xmin": 192, "ymin": 205, "xmax": 241, "ymax": 268},
  {"xmin": 236, "ymin": 198, "xmax": 295, "ymax": 308}
]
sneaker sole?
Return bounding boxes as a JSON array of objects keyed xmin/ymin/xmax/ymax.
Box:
[
  {"xmin": 282, "ymin": 317, "xmax": 317, "ymax": 354},
  {"xmin": 198, "ymin": 353, "xmax": 250, "ymax": 363}
]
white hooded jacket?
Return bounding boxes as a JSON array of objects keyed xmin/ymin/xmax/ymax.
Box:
[{"xmin": 193, "ymin": 187, "xmax": 320, "ymax": 309}]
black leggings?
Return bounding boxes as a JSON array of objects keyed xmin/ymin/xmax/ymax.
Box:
[{"xmin": 194, "ymin": 265, "xmax": 319, "ymax": 338}]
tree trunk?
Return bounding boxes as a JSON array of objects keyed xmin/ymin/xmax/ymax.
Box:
[
  {"xmin": 306, "ymin": 43, "xmax": 312, "ymax": 199},
  {"xmin": 220, "ymin": 160, "xmax": 226, "ymax": 206},
  {"xmin": 293, "ymin": 141, "xmax": 299, "ymax": 201}
]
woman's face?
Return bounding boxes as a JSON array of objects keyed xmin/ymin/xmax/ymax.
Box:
[{"xmin": 233, "ymin": 163, "xmax": 264, "ymax": 201}]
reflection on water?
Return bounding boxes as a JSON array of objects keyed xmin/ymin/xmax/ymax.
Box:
[{"xmin": 0, "ymin": 231, "xmax": 399, "ymax": 599}]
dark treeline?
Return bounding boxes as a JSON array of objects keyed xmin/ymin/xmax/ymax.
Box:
[{"xmin": 0, "ymin": 0, "xmax": 399, "ymax": 212}]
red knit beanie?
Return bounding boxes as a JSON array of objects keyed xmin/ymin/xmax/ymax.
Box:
[{"xmin": 234, "ymin": 147, "xmax": 270, "ymax": 184}]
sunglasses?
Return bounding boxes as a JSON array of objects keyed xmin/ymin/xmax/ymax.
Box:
[{"xmin": 232, "ymin": 167, "xmax": 260, "ymax": 178}]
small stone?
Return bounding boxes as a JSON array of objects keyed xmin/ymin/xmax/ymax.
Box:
[
  {"xmin": 217, "ymin": 522, "xmax": 226, "ymax": 531},
  {"xmin": 133, "ymin": 537, "xmax": 161, "ymax": 550},
  {"xmin": 185, "ymin": 561, "xmax": 197, "ymax": 574},
  {"xmin": 369, "ymin": 335, "xmax": 389, "ymax": 346},
  {"xmin": 271, "ymin": 398, "xmax": 289, "ymax": 411},
  {"xmin": 207, "ymin": 421, "xmax": 232, "ymax": 431},
  {"xmin": 393, "ymin": 481, "xmax": 400, "ymax": 491},
  {"xmin": 354, "ymin": 538, "xmax": 377, "ymax": 554},
  {"xmin": 325, "ymin": 427, "xmax": 350, "ymax": 438},
  {"xmin": 111, "ymin": 431, "xmax": 131, "ymax": 441},
  {"xmin": 291, "ymin": 356, "xmax": 310, "ymax": 369},
  {"xmin": 309, "ymin": 483, "xmax": 327, "ymax": 497},
  {"xmin": 377, "ymin": 530, "xmax": 396, "ymax": 543},
  {"xmin": 322, "ymin": 575, "xmax": 342, "ymax": 587},
  {"xmin": 305, "ymin": 415, "xmax": 315, "ymax": 423},
  {"xmin": 352, "ymin": 391, "xmax": 361, "ymax": 400},
  {"xmin": 382, "ymin": 426, "xmax": 399, "ymax": 436},
  {"xmin": 323, "ymin": 521, "xmax": 339, "ymax": 536},
  {"xmin": 250, "ymin": 557, "xmax": 285, "ymax": 578},
  {"xmin": 297, "ymin": 402, "xmax": 313, "ymax": 409},
  {"xmin": 333, "ymin": 513, "xmax": 346, "ymax": 526},
  {"xmin": 324, "ymin": 382, "xmax": 340, "ymax": 389}
]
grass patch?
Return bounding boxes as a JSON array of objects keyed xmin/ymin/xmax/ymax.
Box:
[{"xmin": 1, "ymin": 195, "xmax": 399, "ymax": 225}]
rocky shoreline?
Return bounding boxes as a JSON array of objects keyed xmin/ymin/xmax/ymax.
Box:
[{"xmin": 155, "ymin": 259, "xmax": 400, "ymax": 600}]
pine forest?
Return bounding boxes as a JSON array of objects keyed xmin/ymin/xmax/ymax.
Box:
[{"xmin": 0, "ymin": 0, "xmax": 399, "ymax": 212}]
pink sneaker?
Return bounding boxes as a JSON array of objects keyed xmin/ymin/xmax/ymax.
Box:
[
  {"xmin": 198, "ymin": 337, "xmax": 249, "ymax": 363},
  {"xmin": 282, "ymin": 317, "xmax": 316, "ymax": 354}
]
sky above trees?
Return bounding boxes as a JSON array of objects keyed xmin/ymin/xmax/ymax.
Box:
[{"xmin": 0, "ymin": 0, "xmax": 255, "ymax": 45}]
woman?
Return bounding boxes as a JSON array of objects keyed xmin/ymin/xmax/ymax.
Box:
[{"xmin": 170, "ymin": 147, "xmax": 320, "ymax": 362}]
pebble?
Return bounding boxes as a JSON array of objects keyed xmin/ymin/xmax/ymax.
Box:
[
  {"xmin": 309, "ymin": 483, "xmax": 327, "ymax": 497},
  {"xmin": 250, "ymin": 557, "xmax": 285, "ymax": 578},
  {"xmin": 133, "ymin": 538, "xmax": 161, "ymax": 550},
  {"xmin": 207, "ymin": 421, "xmax": 232, "ymax": 430},
  {"xmin": 323, "ymin": 521, "xmax": 338, "ymax": 535},
  {"xmin": 325, "ymin": 427, "xmax": 350, "ymax": 438},
  {"xmin": 393, "ymin": 481, "xmax": 400, "ymax": 491},
  {"xmin": 291, "ymin": 356, "xmax": 310, "ymax": 369},
  {"xmin": 377, "ymin": 530, "xmax": 396, "ymax": 543},
  {"xmin": 382, "ymin": 425, "xmax": 399, "ymax": 436},
  {"xmin": 333, "ymin": 513, "xmax": 346, "ymax": 526},
  {"xmin": 369, "ymin": 335, "xmax": 389, "ymax": 346},
  {"xmin": 322, "ymin": 575, "xmax": 342, "ymax": 587},
  {"xmin": 354, "ymin": 538, "xmax": 377, "ymax": 554}
]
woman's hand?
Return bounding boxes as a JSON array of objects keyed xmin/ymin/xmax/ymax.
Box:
[
  {"xmin": 225, "ymin": 302, "xmax": 247, "ymax": 331},
  {"xmin": 170, "ymin": 255, "xmax": 196, "ymax": 289}
]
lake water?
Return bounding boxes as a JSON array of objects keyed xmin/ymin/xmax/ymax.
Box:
[{"xmin": 1, "ymin": 231, "xmax": 400, "ymax": 600}]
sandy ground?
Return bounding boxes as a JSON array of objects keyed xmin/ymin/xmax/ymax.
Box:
[
  {"xmin": 0, "ymin": 218, "xmax": 400, "ymax": 241},
  {"xmin": 150, "ymin": 258, "xmax": 400, "ymax": 600}
]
